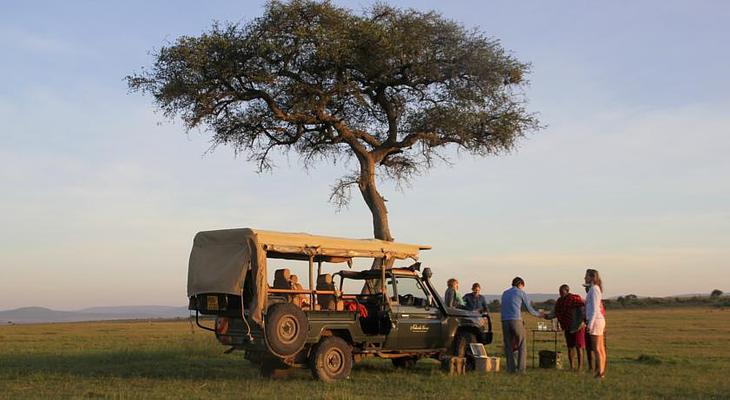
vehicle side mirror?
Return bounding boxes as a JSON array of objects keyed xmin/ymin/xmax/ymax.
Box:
[{"xmin": 422, "ymin": 267, "xmax": 433, "ymax": 280}]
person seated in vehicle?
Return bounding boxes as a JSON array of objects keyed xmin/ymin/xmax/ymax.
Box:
[
  {"xmin": 316, "ymin": 274, "xmax": 341, "ymax": 310},
  {"xmin": 444, "ymin": 278, "xmax": 464, "ymax": 309},
  {"xmin": 289, "ymin": 274, "xmax": 310, "ymax": 308},
  {"xmin": 273, "ymin": 268, "xmax": 293, "ymax": 290},
  {"xmin": 272, "ymin": 268, "xmax": 296, "ymax": 304},
  {"xmin": 463, "ymin": 282, "xmax": 490, "ymax": 314}
]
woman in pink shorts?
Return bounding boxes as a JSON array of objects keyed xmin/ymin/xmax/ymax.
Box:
[{"xmin": 585, "ymin": 268, "xmax": 606, "ymax": 378}]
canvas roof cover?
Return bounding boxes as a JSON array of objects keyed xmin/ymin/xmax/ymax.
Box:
[{"xmin": 187, "ymin": 228, "xmax": 430, "ymax": 325}]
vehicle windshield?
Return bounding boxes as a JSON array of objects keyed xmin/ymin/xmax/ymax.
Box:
[
  {"xmin": 334, "ymin": 271, "xmax": 393, "ymax": 303},
  {"xmin": 392, "ymin": 276, "xmax": 430, "ymax": 307}
]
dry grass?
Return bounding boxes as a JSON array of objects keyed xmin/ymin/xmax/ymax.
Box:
[{"xmin": 1, "ymin": 307, "xmax": 729, "ymax": 399}]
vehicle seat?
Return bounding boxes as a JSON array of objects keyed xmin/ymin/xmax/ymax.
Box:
[
  {"xmin": 316, "ymin": 274, "xmax": 343, "ymax": 310},
  {"xmin": 273, "ymin": 269, "xmax": 292, "ymax": 290}
]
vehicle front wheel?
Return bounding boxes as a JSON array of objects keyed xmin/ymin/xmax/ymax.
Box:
[
  {"xmin": 453, "ymin": 330, "xmax": 478, "ymax": 357},
  {"xmin": 392, "ymin": 356, "xmax": 418, "ymax": 369},
  {"xmin": 453, "ymin": 330, "xmax": 478, "ymax": 371},
  {"xmin": 310, "ymin": 337, "xmax": 353, "ymax": 383}
]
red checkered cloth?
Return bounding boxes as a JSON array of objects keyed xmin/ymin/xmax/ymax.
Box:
[
  {"xmin": 555, "ymin": 293, "xmax": 584, "ymax": 330},
  {"xmin": 344, "ymin": 301, "xmax": 368, "ymax": 318}
]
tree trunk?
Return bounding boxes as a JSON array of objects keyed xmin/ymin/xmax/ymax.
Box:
[
  {"xmin": 356, "ymin": 158, "xmax": 393, "ymax": 289},
  {"xmin": 358, "ymin": 159, "xmax": 393, "ymax": 242}
]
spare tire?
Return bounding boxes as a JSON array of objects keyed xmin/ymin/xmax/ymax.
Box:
[{"xmin": 265, "ymin": 303, "xmax": 308, "ymax": 357}]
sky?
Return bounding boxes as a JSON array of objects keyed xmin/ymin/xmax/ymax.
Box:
[{"xmin": 1, "ymin": 1, "xmax": 728, "ymax": 310}]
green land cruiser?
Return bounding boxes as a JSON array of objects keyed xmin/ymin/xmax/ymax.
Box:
[{"xmin": 187, "ymin": 228, "xmax": 492, "ymax": 382}]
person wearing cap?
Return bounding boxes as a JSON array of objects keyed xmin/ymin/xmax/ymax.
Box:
[
  {"xmin": 462, "ymin": 282, "xmax": 489, "ymax": 314},
  {"xmin": 500, "ymin": 276, "xmax": 544, "ymax": 373}
]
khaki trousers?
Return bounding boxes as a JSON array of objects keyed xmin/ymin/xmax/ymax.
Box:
[{"xmin": 502, "ymin": 320, "xmax": 526, "ymax": 373}]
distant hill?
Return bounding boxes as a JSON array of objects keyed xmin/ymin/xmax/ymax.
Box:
[
  {"xmin": 0, "ymin": 295, "xmax": 560, "ymax": 324},
  {"xmin": 3, "ymin": 291, "xmax": 723, "ymax": 324},
  {"xmin": 483, "ymin": 293, "xmax": 558, "ymax": 303},
  {"xmin": 489, "ymin": 293, "xmax": 722, "ymax": 302},
  {"xmin": 0, "ymin": 305, "xmax": 190, "ymax": 324},
  {"xmin": 78, "ymin": 305, "xmax": 189, "ymax": 317}
]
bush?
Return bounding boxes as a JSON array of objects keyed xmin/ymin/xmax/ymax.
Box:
[{"xmin": 636, "ymin": 354, "xmax": 662, "ymax": 365}]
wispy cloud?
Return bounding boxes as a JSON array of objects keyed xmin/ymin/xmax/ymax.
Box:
[{"xmin": 0, "ymin": 27, "xmax": 84, "ymax": 56}]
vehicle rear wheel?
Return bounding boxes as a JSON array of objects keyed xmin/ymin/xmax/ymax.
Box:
[
  {"xmin": 310, "ymin": 337, "xmax": 353, "ymax": 383},
  {"xmin": 265, "ymin": 303, "xmax": 308, "ymax": 357},
  {"xmin": 392, "ymin": 356, "xmax": 418, "ymax": 369}
]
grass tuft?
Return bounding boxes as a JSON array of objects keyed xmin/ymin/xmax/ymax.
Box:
[{"xmin": 636, "ymin": 354, "xmax": 662, "ymax": 364}]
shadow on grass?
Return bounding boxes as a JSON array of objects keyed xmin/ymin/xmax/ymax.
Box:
[
  {"xmin": 1, "ymin": 350, "xmax": 447, "ymax": 382},
  {"xmin": 353, "ymin": 358, "xmax": 443, "ymax": 376},
  {"xmin": 0, "ymin": 350, "xmax": 265, "ymax": 381},
  {"xmin": 351, "ymin": 361, "xmax": 394, "ymax": 373}
]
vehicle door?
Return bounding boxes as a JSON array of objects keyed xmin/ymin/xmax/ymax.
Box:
[{"xmin": 391, "ymin": 276, "xmax": 443, "ymax": 349}]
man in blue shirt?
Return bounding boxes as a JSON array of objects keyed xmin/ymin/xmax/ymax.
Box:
[
  {"xmin": 462, "ymin": 282, "xmax": 489, "ymax": 314},
  {"xmin": 501, "ymin": 277, "xmax": 544, "ymax": 373}
]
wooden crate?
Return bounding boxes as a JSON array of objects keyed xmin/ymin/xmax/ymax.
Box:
[{"xmin": 474, "ymin": 356, "xmax": 501, "ymax": 373}]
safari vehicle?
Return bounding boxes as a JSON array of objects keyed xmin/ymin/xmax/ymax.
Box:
[{"xmin": 188, "ymin": 228, "xmax": 492, "ymax": 382}]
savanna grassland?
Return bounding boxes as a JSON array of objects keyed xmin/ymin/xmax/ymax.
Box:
[{"xmin": 1, "ymin": 308, "xmax": 728, "ymax": 399}]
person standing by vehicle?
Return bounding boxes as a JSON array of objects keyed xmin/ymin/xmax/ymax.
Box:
[
  {"xmin": 501, "ymin": 277, "xmax": 544, "ymax": 373},
  {"xmin": 444, "ymin": 278, "xmax": 463, "ymax": 308},
  {"xmin": 585, "ymin": 268, "xmax": 607, "ymax": 378},
  {"xmin": 463, "ymin": 282, "xmax": 489, "ymax": 314},
  {"xmin": 544, "ymin": 284, "xmax": 586, "ymax": 370}
]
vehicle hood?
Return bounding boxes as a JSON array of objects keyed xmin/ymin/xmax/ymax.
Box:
[{"xmin": 445, "ymin": 308, "xmax": 481, "ymax": 318}]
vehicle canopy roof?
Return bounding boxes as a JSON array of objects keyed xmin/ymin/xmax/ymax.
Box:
[
  {"xmin": 187, "ymin": 228, "xmax": 430, "ymax": 325},
  {"xmin": 336, "ymin": 268, "xmax": 419, "ymax": 280}
]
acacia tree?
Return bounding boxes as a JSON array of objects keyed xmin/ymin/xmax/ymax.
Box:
[{"xmin": 128, "ymin": 0, "xmax": 539, "ymax": 242}]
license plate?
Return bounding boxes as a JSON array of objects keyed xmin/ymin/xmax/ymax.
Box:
[{"xmin": 207, "ymin": 296, "xmax": 219, "ymax": 310}]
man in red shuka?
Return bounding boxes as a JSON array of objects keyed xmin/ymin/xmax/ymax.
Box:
[{"xmin": 545, "ymin": 284, "xmax": 586, "ymax": 370}]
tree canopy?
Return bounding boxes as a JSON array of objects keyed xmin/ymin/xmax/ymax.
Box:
[{"xmin": 127, "ymin": 0, "xmax": 540, "ymax": 241}]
